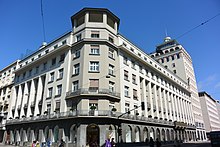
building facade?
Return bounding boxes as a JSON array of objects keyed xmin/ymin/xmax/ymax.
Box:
[
  {"xmin": 150, "ymin": 37, "xmax": 206, "ymax": 141},
  {"xmin": 199, "ymin": 92, "xmax": 220, "ymax": 137},
  {"xmin": 3, "ymin": 8, "xmax": 197, "ymax": 147},
  {"xmin": 0, "ymin": 60, "xmax": 20, "ymax": 142}
]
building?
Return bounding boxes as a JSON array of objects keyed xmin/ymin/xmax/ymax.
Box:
[
  {"xmin": 150, "ymin": 37, "xmax": 206, "ymax": 140},
  {"xmin": 3, "ymin": 8, "xmax": 197, "ymax": 147},
  {"xmin": 199, "ymin": 92, "xmax": 220, "ymax": 137},
  {"xmin": 216, "ymin": 100, "xmax": 220, "ymax": 123},
  {"xmin": 0, "ymin": 60, "xmax": 20, "ymax": 142}
]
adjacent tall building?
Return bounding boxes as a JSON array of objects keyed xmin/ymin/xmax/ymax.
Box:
[
  {"xmin": 199, "ymin": 92, "xmax": 220, "ymax": 137},
  {"xmin": 150, "ymin": 37, "xmax": 206, "ymax": 140},
  {"xmin": 0, "ymin": 8, "xmax": 203, "ymax": 146}
]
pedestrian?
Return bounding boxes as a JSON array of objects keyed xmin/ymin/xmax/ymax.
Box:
[
  {"xmin": 105, "ymin": 138, "xmax": 111, "ymax": 147},
  {"xmin": 155, "ymin": 138, "xmax": 161, "ymax": 147},
  {"xmin": 149, "ymin": 137, "xmax": 154, "ymax": 147},
  {"xmin": 36, "ymin": 141, "xmax": 40, "ymax": 147},
  {"xmin": 59, "ymin": 139, "xmax": 65, "ymax": 147},
  {"xmin": 32, "ymin": 140, "xmax": 36, "ymax": 147},
  {"xmin": 111, "ymin": 138, "xmax": 115, "ymax": 147},
  {"xmin": 145, "ymin": 138, "xmax": 149, "ymax": 145}
]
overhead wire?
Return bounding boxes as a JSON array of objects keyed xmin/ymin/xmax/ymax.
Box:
[
  {"xmin": 175, "ymin": 12, "xmax": 220, "ymax": 39},
  {"xmin": 41, "ymin": 0, "xmax": 46, "ymax": 42}
]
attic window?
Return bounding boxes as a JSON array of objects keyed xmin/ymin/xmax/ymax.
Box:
[
  {"xmin": 107, "ymin": 15, "xmax": 115, "ymax": 29},
  {"xmin": 76, "ymin": 15, "xmax": 85, "ymax": 27}
]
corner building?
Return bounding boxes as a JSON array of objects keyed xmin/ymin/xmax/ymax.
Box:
[{"xmin": 4, "ymin": 8, "xmax": 196, "ymax": 146}]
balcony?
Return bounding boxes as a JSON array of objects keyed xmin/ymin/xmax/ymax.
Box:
[
  {"xmin": 66, "ymin": 88, "xmax": 120, "ymax": 99},
  {"xmin": 6, "ymin": 110, "xmax": 174, "ymax": 127}
]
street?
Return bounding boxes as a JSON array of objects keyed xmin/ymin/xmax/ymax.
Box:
[{"xmin": 0, "ymin": 141, "xmax": 212, "ymax": 147}]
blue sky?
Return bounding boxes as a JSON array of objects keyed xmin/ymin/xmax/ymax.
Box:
[{"xmin": 0, "ymin": 1, "xmax": 220, "ymax": 100}]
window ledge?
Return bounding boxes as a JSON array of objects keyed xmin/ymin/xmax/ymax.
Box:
[
  {"xmin": 88, "ymin": 71, "xmax": 100, "ymax": 73},
  {"xmin": 72, "ymin": 73, "xmax": 79, "ymax": 77}
]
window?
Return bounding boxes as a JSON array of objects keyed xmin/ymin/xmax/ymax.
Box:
[
  {"xmin": 109, "ymin": 81, "xmax": 115, "ymax": 93},
  {"xmin": 89, "ymin": 79, "xmax": 99, "ymax": 91},
  {"xmin": 43, "ymin": 62, "xmax": 47, "ymax": 70},
  {"xmin": 109, "ymin": 35, "xmax": 114, "ymax": 43},
  {"xmin": 132, "ymin": 74, "xmax": 136, "ymax": 84},
  {"xmin": 45, "ymin": 50, "xmax": 49, "ymax": 54},
  {"xmin": 49, "ymin": 72, "xmax": 54, "ymax": 82},
  {"xmin": 36, "ymin": 66, "xmax": 39, "ymax": 74},
  {"xmin": 108, "ymin": 64, "xmax": 114, "ymax": 76},
  {"xmin": 76, "ymin": 15, "xmax": 85, "ymax": 27},
  {"xmin": 108, "ymin": 48, "xmax": 114, "ymax": 59},
  {"xmin": 124, "ymin": 70, "xmax": 129, "ymax": 81},
  {"xmin": 91, "ymin": 31, "xmax": 100, "ymax": 38},
  {"xmin": 124, "ymin": 86, "xmax": 129, "ymax": 97},
  {"xmin": 22, "ymin": 72, "xmax": 26, "ymax": 79},
  {"xmin": 125, "ymin": 103, "xmax": 130, "ymax": 113},
  {"xmin": 131, "ymin": 61, "xmax": 136, "ymax": 69},
  {"xmin": 171, "ymin": 55, "xmax": 175, "ymax": 60},
  {"xmin": 28, "ymin": 69, "xmax": 32, "ymax": 77},
  {"xmin": 139, "ymin": 65, "xmax": 143, "ymax": 73},
  {"xmin": 57, "ymin": 85, "xmax": 62, "ymax": 96},
  {"xmin": 58, "ymin": 68, "xmax": 64, "ymax": 79},
  {"xmin": 107, "ymin": 15, "xmax": 115, "ymax": 29},
  {"xmin": 55, "ymin": 101, "xmax": 60, "ymax": 112},
  {"xmin": 166, "ymin": 57, "xmax": 169, "ymax": 62},
  {"xmin": 31, "ymin": 58, "xmax": 34, "ymax": 61},
  {"xmin": 53, "ymin": 45, "xmax": 58, "ymax": 49},
  {"xmin": 62, "ymin": 40, "xmax": 67, "ymax": 45},
  {"xmin": 48, "ymin": 87, "xmax": 53, "ymax": 98},
  {"xmin": 73, "ymin": 50, "xmax": 80, "ymax": 59},
  {"xmin": 165, "ymin": 65, "xmax": 168, "ymax": 69},
  {"xmin": 177, "ymin": 53, "xmax": 180, "ymax": 59},
  {"xmin": 59, "ymin": 53, "xmax": 65, "ymax": 62},
  {"xmin": 89, "ymin": 61, "xmax": 99, "ymax": 72},
  {"xmin": 72, "ymin": 81, "xmax": 79, "ymax": 92},
  {"xmin": 38, "ymin": 54, "xmax": 41, "ymax": 58},
  {"xmin": 52, "ymin": 58, "xmax": 56, "ymax": 66},
  {"xmin": 133, "ymin": 89, "xmax": 138, "ymax": 100},
  {"xmin": 73, "ymin": 63, "xmax": 80, "ymax": 75},
  {"xmin": 172, "ymin": 63, "xmax": 175, "ymax": 68},
  {"xmin": 89, "ymin": 12, "xmax": 103, "ymax": 22},
  {"xmin": 123, "ymin": 56, "xmax": 128, "ymax": 65},
  {"xmin": 173, "ymin": 70, "xmax": 177, "ymax": 74},
  {"xmin": 76, "ymin": 34, "xmax": 81, "ymax": 42},
  {"xmin": 90, "ymin": 45, "xmax": 100, "ymax": 55}
]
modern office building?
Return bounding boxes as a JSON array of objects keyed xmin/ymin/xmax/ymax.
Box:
[
  {"xmin": 3, "ymin": 8, "xmax": 197, "ymax": 147},
  {"xmin": 199, "ymin": 92, "xmax": 220, "ymax": 137},
  {"xmin": 150, "ymin": 37, "xmax": 206, "ymax": 141},
  {"xmin": 0, "ymin": 60, "xmax": 20, "ymax": 142}
]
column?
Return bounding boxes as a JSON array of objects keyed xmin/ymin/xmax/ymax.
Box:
[
  {"xmin": 149, "ymin": 83, "xmax": 154, "ymax": 118},
  {"xmin": 175, "ymin": 96, "xmax": 180, "ymax": 121},
  {"xmin": 170, "ymin": 94, "xmax": 175, "ymax": 121},
  {"xmin": 154, "ymin": 85, "xmax": 159, "ymax": 119},
  {"xmin": 14, "ymin": 85, "xmax": 22, "ymax": 118},
  {"xmin": 27, "ymin": 80, "xmax": 36, "ymax": 117},
  {"xmin": 163, "ymin": 90, "xmax": 168, "ymax": 120},
  {"xmin": 20, "ymin": 82, "xmax": 29, "ymax": 117},
  {"xmin": 159, "ymin": 87, "xmax": 164, "ymax": 119},
  {"xmin": 8, "ymin": 86, "xmax": 17, "ymax": 118},
  {"xmin": 34, "ymin": 77, "xmax": 42, "ymax": 116}
]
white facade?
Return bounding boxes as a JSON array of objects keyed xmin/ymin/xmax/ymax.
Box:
[
  {"xmin": 199, "ymin": 92, "xmax": 220, "ymax": 133},
  {"xmin": 1, "ymin": 8, "xmax": 198, "ymax": 146}
]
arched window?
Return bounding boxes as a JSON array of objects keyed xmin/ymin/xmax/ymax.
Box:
[
  {"xmin": 70, "ymin": 125, "xmax": 77, "ymax": 143},
  {"xmin": 143, "ymin": 127, "xmax": 148, "ymax": 141},
  {"xmin": 156, "ymin": 128, "xmax": 160, "ymax": 140},
  {"xmin": 150, "ymin": 127, "xmax": 155, "ymax": 139},
  {"xmin": 125, "ymin": 125, "xmax": 132, "ymax": 142},
  {"xmin": 86, "ymin": 124, "xmax": 100, "ymax": 146},
  {"xmin": 44, "ymin": 126, "xmax": 49, "ymax": 141},
  {"xmin": 166, "ymin": 129, "xmax": 170, "ymax": 141},
  {"xmin": 135, "ymin": 126, "xmax": 140, "ymax": 142},
  {"xmin": 170, "ymin": 48, "xmax": 174, "ymax": 52}
]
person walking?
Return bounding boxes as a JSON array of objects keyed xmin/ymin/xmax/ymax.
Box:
[
  {"xmin": 111, "ymin": 138, "xmax": 115, "ymax": 147},
  {"xmin": 155, "ymin": 138, "xmax": 161, "ymax": 147},
  {"xmin": 149, "ymin": 137, "xmax": 154, "ymax": 147}
]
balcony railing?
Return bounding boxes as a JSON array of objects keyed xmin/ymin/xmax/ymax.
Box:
[
  {"xmin": 66, "ymin": 88, "xmax": 120, "ymax": 99},
  {"xmin": 6, "ymin": 110, "xmax": 174, "ymax": 126}
]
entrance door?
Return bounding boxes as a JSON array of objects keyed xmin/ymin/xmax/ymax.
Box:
[{"xmin": 86, "ymin": 124, "xmax": 99, "ymax": 146}]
